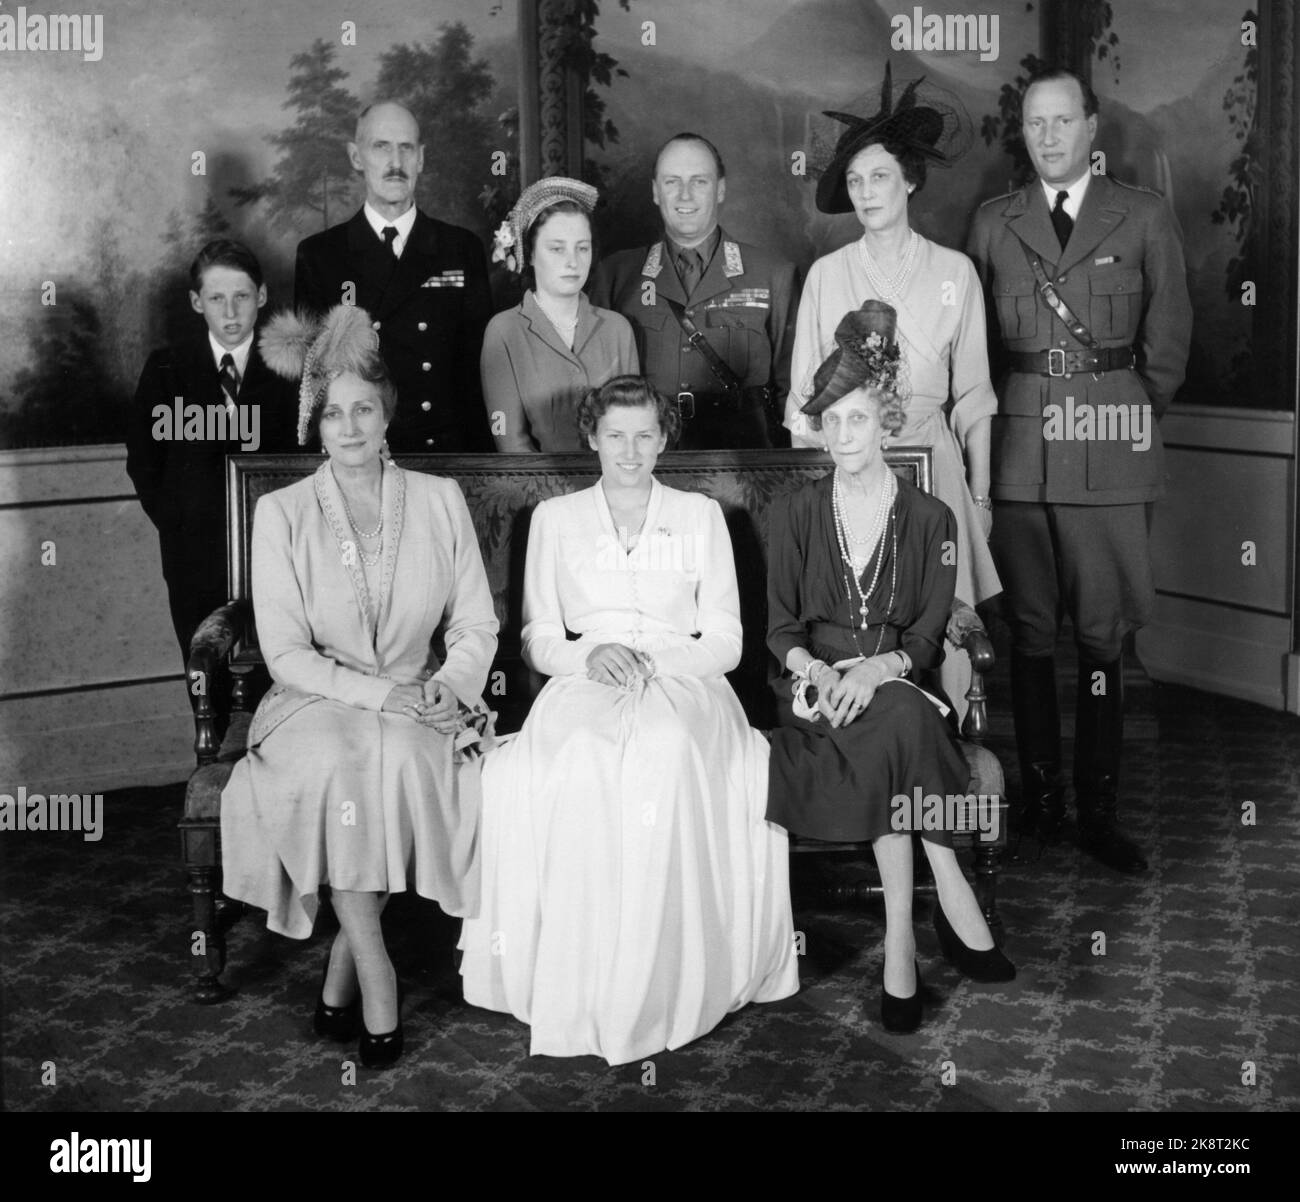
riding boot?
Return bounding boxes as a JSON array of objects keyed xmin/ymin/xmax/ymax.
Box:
[
  {"xmin": 1010, "ymin": 652, "xmax": 1065, "ymax": 848},
  {"xmin": 1074, "ymin": 655, "xmax": 1148, "ymax": 873}
]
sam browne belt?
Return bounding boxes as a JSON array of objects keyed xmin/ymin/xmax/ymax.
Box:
[{"xmin": 1009, "ymin": 346, "xmax": 1136, "ymax": 377}]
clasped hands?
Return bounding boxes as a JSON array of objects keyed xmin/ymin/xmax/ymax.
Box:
[
  {"xmin": 813, "ymin": 659, "xmax": 891, "ymax": 728},
  {"xmin": 382, "ymin": 679, "xmax": 461, "ymax": 732},
  {"xmin": 586, "ymin": 643, "xmax": 654, "ymax": 690}
]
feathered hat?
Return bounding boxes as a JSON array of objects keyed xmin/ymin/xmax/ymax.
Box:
[
  {"xmin": 259, "ymin": 305, "xmax": 383, "ymax": 445},
  {"xmin": 802, "ymin": 300, "xmax": 906, "ymax": 416},
  {"xmin": 491, "ymin": 176, "xmax": 598, "ymax": 274},
  {"xmin": 811, "ymin": 63, "xmax": 971, "ymax": 213}
]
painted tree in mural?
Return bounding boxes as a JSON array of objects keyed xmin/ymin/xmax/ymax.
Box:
[
  {"xmin": 153, "ymin": 197, "xmax": 234, "ymax": 349},
  {"xmin": 2, "ymin": 297, "xmax": 121, "ymax": 448},
  {"xmin": 230, "ymin": 39, "xmax": 359, "ymax": 233},
  {"xmin": 374, "ymin": 23, "xmax": 498, "ymax": 232}
]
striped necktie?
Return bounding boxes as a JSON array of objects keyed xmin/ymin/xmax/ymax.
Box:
[{"xmin": 219, "ymin": 353, "xmax": 240, "ymax": 411}]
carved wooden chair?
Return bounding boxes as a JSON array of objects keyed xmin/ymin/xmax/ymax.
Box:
[{"xmin": 179, "ymin": 449, "xmax": 1006, "ymax": 1003}]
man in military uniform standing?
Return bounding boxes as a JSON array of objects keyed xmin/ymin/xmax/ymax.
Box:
[
  {"xmin": 294, "ymin": 100, "xmax": 493, "ymax": 452},
  {"xmin": 967, "ymin": 68, "xmax": 1191, "ymax": 873},
  {"xmin": 590, "ymin": 133, "xmax": 799, "ymax": 449}
]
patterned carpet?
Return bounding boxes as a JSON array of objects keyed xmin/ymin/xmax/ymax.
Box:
[{"xmin": 3, "ymin": 662, "xmax": 1298, "ymax": 1112}]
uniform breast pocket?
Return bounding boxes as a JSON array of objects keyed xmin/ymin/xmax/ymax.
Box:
[
  {"xmin": 631, "ymin": 307, "xmax": 673, "ymax": 375},
  {"xmin": 994, "ymin": 275, "xmax": 1039, "ymax": 342},
  {"xmin": 1088, "ymin": 267, "xmax": 1143, "ymax": 341},
  {"xmin": 703, "ymin": 309, "xmax": 754, "ymax": 378}
]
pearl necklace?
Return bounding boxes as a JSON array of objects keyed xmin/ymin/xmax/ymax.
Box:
[
  {"xmin": 859, "ymin": 230, "xmax": 919, "ymax": 300},
  {"xmin": 340, "ymin": 487, "xmax": 382, "ymax": 541},
  {"xmin": 837, "ymin": 469, "xmax": 893, "ymax": 570},
  {"xmin": 534, "ymin": 292, "xmax": 579, "ymax": 339},
  {"xmin": 832, "ymin": 469, "xmax": 898, "ymax": 652}
]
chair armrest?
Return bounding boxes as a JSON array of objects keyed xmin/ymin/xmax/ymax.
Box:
[
  {"xmin": 946, "ymin": 600, "xmax": 995, "ymax": 674},
  {"xmin": 187, "ymin": 601, "xmax": 248, "ymax": 679},
  {"xmin": 187, "ymin": 601, "xmax": 250, "ymax": 766}
]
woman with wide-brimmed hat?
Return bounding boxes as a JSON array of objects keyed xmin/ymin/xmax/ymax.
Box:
[
  {"xmin": 787, "ymin": 66, "xmax": 1001, "ymax": 727},
  {"xmin": 768, "ymin": 299, "xmax": 1014, "ymax": 1034}
]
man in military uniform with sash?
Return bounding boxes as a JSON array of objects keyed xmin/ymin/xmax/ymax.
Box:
[
  {"xmin": 590, "ymin": 132, "xmax": 799, "ymax": 449},
  {"xmin": 294, "ymin": 101, "xmax": 493, "ymax": 452},
  {"xmin": 967, "ymin": 68, "xmax": 1191, "ymax": 873}
]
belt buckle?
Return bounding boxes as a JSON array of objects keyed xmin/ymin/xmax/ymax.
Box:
[
  {"xmin": 676, "ymin": 391, "xmax": 696, "ymax": 420},
  {"xmin": 1047, "ymin": 349, "xmax": 1067, "ymax": 378}
]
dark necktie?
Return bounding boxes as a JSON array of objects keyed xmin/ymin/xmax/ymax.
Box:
[
  {"xmin": 677, "ymin": 248, "xmax": 702, "ymax": 297},
  {"xmin": 1051, "ymin": 190, "xmax": 1073, "ymax": 251},
  {"xmin": 219, "ymin": 353, "xmax": 240, "ymax": 408},
  {"xmin": 382, "ymin": 226, "xmax": 399, "ymax": 256}
]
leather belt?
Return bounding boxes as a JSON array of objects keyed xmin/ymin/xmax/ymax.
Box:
[
  {"xmin": 1009, "ymin": 346, "xmax": 1136, "ymax": 377},
  {"xmin": 675, "ymin": 389, "xmax": 754, "ymax": 418}
]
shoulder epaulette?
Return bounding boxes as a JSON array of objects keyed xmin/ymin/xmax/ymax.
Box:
[
  {"xmin": 1108, "ymin": 176, "xmax": 1167, "ymax": 200},
  {"xmin": 978, "ymin": 188, "xmax": 1020, "ymax": 208}
]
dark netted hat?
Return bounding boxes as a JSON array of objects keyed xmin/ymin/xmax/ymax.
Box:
[
  {"xmin": 802, "ymin": 300, "xmax": 905, "ymax": 416},
  {"xmin": 811, "ymin": 63, "xmax": 972, "ymax": 214}
]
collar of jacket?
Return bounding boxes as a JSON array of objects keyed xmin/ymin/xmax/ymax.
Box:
[
  {"xmin": 641, "ymin": 228, "xmax": 744, "ymax": 280},
  {"xmin": 344, "ymin": 207, "xmax": 442, "ymax": 318},
  {"xmin": 1005, "ymin": 174, "xmax": 1130, "ymax": 273},
  {"xmin": 519, "ymin": 289, "xmax": 599, "ymax": 360}
]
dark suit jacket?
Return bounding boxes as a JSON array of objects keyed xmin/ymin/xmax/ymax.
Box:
[
  {"xmin": 589, "ymin": 228, "xmax": 799, "ymax": 400},
  {"xmin": 294, "ymin": 208, "xmax": 493, "ymax": 453},
  {"xmin": 126, "ymin": 333, "xmax": 297, "ymax": 590},
  {"xmin": 966, "ymin": 174, "xmax": 1192, "ymax": 505}
]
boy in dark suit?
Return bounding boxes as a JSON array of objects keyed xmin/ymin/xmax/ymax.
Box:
[{"xmin": 127, "ymin": 238, "xmax": 297, "ymax": 670}]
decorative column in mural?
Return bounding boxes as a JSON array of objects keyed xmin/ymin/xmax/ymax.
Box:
[{"xmin": 518, "ymin": 0, "xmax": 586, "ymax": 185}]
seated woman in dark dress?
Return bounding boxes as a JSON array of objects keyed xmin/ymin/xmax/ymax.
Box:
[{"xmin": 766, "ymin": 299, "xmax": 1014, "ymax": 1034}]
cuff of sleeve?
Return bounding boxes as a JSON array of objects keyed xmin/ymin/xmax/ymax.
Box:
[
  {"xmin": 431, "ymin": 667, "xmax": 485, "ymax": 710},
  {"xmin": 357, "ymin": 675, "xmax": 398, "ymax": 711},
  {"xmin": 949, "ymin": 388, "xmax": 998, "ymax": 447},
  {"xmin": 526, "ymin": 637, "xmax": 593, "ymax": 678}
]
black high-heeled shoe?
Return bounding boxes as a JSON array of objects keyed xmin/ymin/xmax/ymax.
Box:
[
  {"xmin": 358, "ymin": 981, "xmax": 405, "ymax": 1069},
  {"xmin": 933, "ymin": 905, "xmax": 1016, "ymax": 982},
  {"xmin": 359, "ymin": 1017, "xmax": 404, "ymax": 1069},
  {"xmin": 880, "ymin": 960, "xmax": 923, "ymax": 1034},
  {"xmin": 313, "ymin": 950, "xmax": 360, "ymax": 1041}
]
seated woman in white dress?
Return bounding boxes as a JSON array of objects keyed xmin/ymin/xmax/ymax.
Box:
[
  {"xmin": 221, "ymin": 305, "xmax": 498, "ymax": 1070},
  {"xmin": 459, "ymin": 375, "xmax": 798, "ymax": 1065}
]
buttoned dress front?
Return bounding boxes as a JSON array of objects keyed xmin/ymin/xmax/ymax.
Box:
[
  {"xmin": 479, "ymin": 291, "xmax": 638, "ymax": 452},
  {"xmin": 458, "ymin": 480, "xmax": 799, "ymax": 1065}
]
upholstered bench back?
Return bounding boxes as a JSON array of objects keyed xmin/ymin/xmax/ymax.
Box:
[{"xmin": 225, "ymin": 448, "xmax": 933, "ymax": 729}]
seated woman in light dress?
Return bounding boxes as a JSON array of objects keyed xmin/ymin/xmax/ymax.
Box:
[
  {"xmin": 459, "ymin": 375, "xmax": 798, "ymax": 1065},
  {"xmin": 787, "ymin": 67, "xmax": 1001, "ymax": 726},
  {"xmin": 221, "ymin": 305, "xmax": 498, "ymax": 1070},
  {"xmin": 768, "ymin": 300, "xmax": 1014, "ymax": 1035},
  {"xmin": 482, "ymin": 177, "xmax": 638, "ymax": 451}
]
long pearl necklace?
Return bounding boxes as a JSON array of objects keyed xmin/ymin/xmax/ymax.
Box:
[
  {"xmin": 832, "ymin": 469, "xmax": 898, "ymax": 653},
  {"xmin": 837, "ymin": 469, "xmax": 893, "ymax": 571},
  {"xmin": 859, "ymin": 230, "xmax": 918, "ymax": 300}
]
